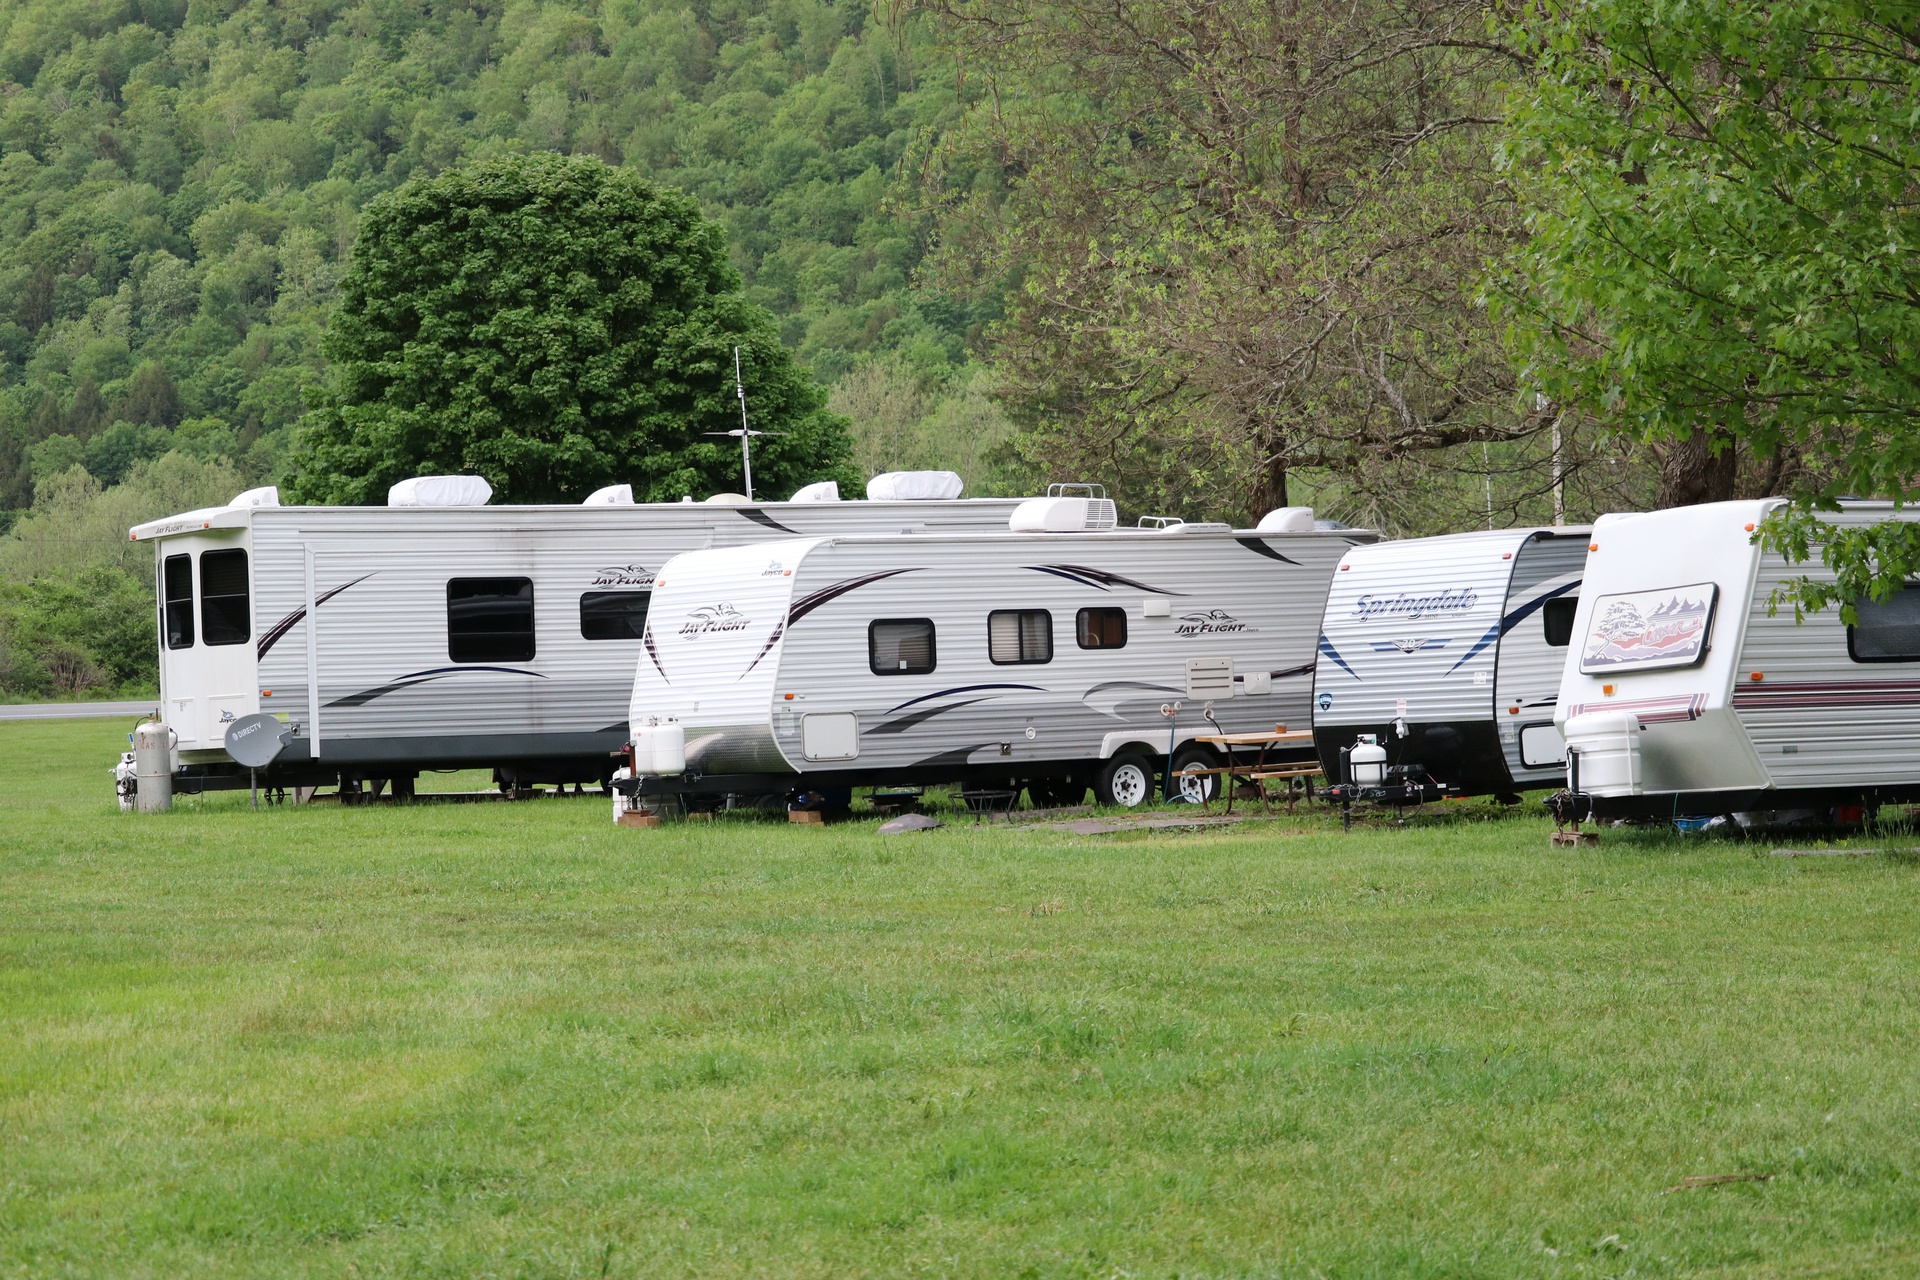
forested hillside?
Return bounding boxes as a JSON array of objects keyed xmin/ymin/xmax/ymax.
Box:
[{"xmin": 0, "ymin": 0, "xmax": 1001, "ymax": 522}]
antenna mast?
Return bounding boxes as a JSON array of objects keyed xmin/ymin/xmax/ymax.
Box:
[{"xmin": 734, "ymin": 346, "xmax": 753, "ymax": 501}]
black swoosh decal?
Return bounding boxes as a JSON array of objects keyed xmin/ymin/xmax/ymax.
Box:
[
  {"xmin": 868, "ymin": 697, "xmax": 996, "ymax": 735},
  {"xmin": 888, "ymin": 682, "xmax": 1046, "ymax": 713},
  {"xmin": 1025, "ymin": 564, "xmax": 1185, "ymax": 595},
  {"xmin": 740, "ymin": 619, "xmax": 786, "ymax": 678},
  {"xmin": 1234, "ymin": 537, "xmax": 1300, "ymax": 565},
  {"xmin": 1266, "ymin": 661, "xmax": 1316, "ymax": 679},
  {"xmin": 910, "ymin": 743, "xmax": 997, "ymax": 770},
  {"xmin": 787, "ymin": 568, "xmax": 921, "ymax": 625},
  {"xmin": 257, "ymin": 573, "xmax": 376, "ymax": 659},
  {"xmin": 325, "ymin": 665, "xmax": 545, "ymax": 709},
  {"xmin": 738, "ymin": 508, "xmax": 799, "ymax": 534},
  {"xmin": 643, "ymin": 624, "xmax": 667, "ymax": 684}
]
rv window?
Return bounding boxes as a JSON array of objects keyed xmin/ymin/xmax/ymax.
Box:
[
  {"xmin": 989, "ymin": 609, "xmax": 1053, "ymax": 665},
  {"xmin": 1848, "ymin": 585, "xmax": 1920, "ymax": 662},
  {"xmin": 447, "ymin": 578, "xmax": 536, "ymax": 662},
  {"xmin": 1542, "ymin": 596, "xmax": 1577, "ymax": 648},
  {"xmin": 163, "ymin": 554, "xmax": 193, "ymax": 649},
  {"xmin": 870, "ymin": 619, "xmax": 935, "ymax": 675},
  {"xmin": 199, "ymin": 548, "xmax": 249, "ymax": 646},
  {"xmin": 1077, "ymin": 607, "xmax": 1127, "ymax": 649},
  {"xmin": 580, "ymin": 591, "xmax": 651, "ymax": 641}
]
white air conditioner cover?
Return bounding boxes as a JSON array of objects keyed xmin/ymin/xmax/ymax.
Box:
[
  {"xmin": 789, "ymin": 480, "xmax": 841, "ymax": 502},
  {"xmin": 227, "ymin": 486, "xmax": 279, "ymax": 508},
  {"xmin": 583, "ymin": 484, "xmax": 634, "ymax": 505},
  {"xmin": 866, "ymin": 470, "xmax": 964, "ymax": 501},
  {"xmin": 703, "ymin": 492, "xmax": 751, "ymax": 505},
  {"xmin": 1255, "ymin": 506, "xmax": 1316, "ymax": 532},
  {"xmin": 1009, "ymin": 496, "xmax": 1119, "ymax": 532},
  {"xmin": 388, "ymin": 475, "xmax": 493, "ymax": 507}
]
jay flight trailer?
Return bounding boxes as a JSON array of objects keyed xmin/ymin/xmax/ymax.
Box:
[
  {"xmin": 1558, "ymin": 499, "xmax": 1920, "ymax": 821},
  {"xmin": 128, "ymin": 477, "xmax": 1031, "ymax": 797},
  {"xmin": 1311, "ymin": 527, "xmax": 1588, "ymax": 802},
  {"xmin": 623, "ymin": 505, "xmax": 1374, "ymax": 808}
]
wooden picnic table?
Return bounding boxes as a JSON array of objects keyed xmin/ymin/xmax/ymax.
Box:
[{"xmin": 1188, "ymin": 729, "xmax": 1321, "ymax": 815}]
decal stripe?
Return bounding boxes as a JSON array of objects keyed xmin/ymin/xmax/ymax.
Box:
[
  {"xmin": 788, "ymin": 568, "xmax": 921, "ymax": 626},
  {"xmin": 1234, "ymin": 537, "xmax": 1300, "ymax": 565},
  {"xmin": 325, "ymin": 665, "xmax": 545, "ymax": 709},
  {"xmin": 1446, "ymin": 578, "xmax": 1581, "ymax": 674},
  {"xmin": 257, "ymin": 573, "xmax": 375, "ymax": 660},
  {"xmin": 1733, "ymin": 679, "xmax": 1920, "ymax": 710},
  {"xmin": 643, "ymin": 625, "xmax": 667, "ymax": 684},
  {"xmin": 1318, "ymin": 633, "xmax": 1359, "ymax": 680},
  {"xmin": 1568, "ymin": 693, "xmax": 1706, "ymax": 723},
  {"xmin": 869, "ymin": 697, "xmax": 997, "ymax": 735},
  {"xmin": 888, "ymin": 682, "xmax": 1047, "ymax": 714},
  {"xmin": 738, "ymin": 508, "xmax": 799, "ymax": 534},
  {"xmin": 1024, "ymin": 564, "xmax": 1186, "ymax": 595}
]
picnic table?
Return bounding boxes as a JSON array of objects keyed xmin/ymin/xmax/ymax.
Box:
[{"xmin": 1186, "ymin": 729, "xmax": 1321, "ymax": 815}]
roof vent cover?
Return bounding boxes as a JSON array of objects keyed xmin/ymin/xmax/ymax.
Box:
[{"xmin": 389, "ymin": 475, "xmax": 493, "ymax": 507}]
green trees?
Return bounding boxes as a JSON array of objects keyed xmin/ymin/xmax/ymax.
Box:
[
  {"xmin": 289, "ymin": 154, "xmax": 853, "ymax": 504},
  {"xmin": 1503, "ymin": 1, "xmax": 1920, "ymax": 598}
]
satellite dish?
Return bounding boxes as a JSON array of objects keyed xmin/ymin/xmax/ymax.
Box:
[{"xmin": 225, "ymin": 713, "xmax": 290, "ymax": 768}]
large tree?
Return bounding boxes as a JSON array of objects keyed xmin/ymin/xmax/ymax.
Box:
[
  {"xmin": 288, "ymin": 153, "xmax": 855, "ymax": 504},
  {"xmin": 1502, "ymin": 1, "xmax": 1920, "ymax": 606},
  {"xmin": 914, "ymin": 0, "xmax": 1601, "ymax": 529}
]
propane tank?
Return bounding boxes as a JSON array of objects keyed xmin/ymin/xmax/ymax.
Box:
[
  {"xmin": 610, "ymin": 766, "xmax": 634, "ymax": 824},
  {"xmin": 1349, "ymin": 733, "xmax": 1388, "ymax": 787},
  {"xmin": 132, "ymin": 720, "xmax": 174, "ymax": 813},
  {"xmin": 630, "ymin": 717, "xmax": 686, "ymax": 775},
  {"xmin": 113, "ymin": 751, "xmax": 137, "ymax": 811}
]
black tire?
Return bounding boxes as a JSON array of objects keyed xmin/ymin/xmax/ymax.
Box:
[
  {"xmin": 1171, "ymin": 745, "xmax": 1221, "ymax": 805},
  {"xmin": 1095, "ymin": 753, "xmax": 1156, "ymax": 808}
]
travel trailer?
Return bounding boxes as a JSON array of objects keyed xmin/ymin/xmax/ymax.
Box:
[
  {"xmin": 130, "ymin": 474, "xmax": 1032, "ymax": 796},
  {"xmin": 622, "ymin": 503, "xmax": 1374, "ymax": 808},
  {"xmin": 1558, "ymin": 499, "xmax": 1920, "ymax": 820},
  {"xmin": 1311, "ymin": 528, "xmax": 1588, "ymax": 801}
]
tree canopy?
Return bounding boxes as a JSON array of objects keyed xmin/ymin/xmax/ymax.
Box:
[{"xmin": 289, "ymin": 152, "xmax": 852, "ymax": 504}]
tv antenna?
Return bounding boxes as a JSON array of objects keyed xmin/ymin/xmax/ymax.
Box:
[{"xmin": 703, "ymin": 346, "xmax": 786, "ymax": 501}]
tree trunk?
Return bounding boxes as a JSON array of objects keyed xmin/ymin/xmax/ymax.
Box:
[
  {"xmin": 1249, "ymin": 448, "xmax": 1289, "ymax": 518},
  {"xmin": 1656, "ymin": 429, "xmax": 1738, "ymax": 508}
]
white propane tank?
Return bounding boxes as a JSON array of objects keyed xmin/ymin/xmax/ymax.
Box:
[
  {"xmin": 631, "ymin": 718, "xmax": 686, "ymax": 775},
  {"xmin": 132, "ymin": 720, "xmax": 174, "ymax": 813},
  {"xmin": 114, "ymin": 751, "xmax": 137, "ymax": 811},
  {"xmin": 1561, "ymin": 711, "xmax": 1643, "ymax": 795},
  {"xmin": 610, "ymin": 766, "xmax": 634, "ymax": 824},
  {"xmin": 1349, "ymin": 734, "xmax": 1387, "ymax": 787}
]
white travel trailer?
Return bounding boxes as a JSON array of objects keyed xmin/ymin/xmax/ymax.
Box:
[
  {"xmin": 623, "ymin": 506, "xmax": 1373, "ymax": 808},
  {"xmin": 1311, "ymin": 528, "xmax": 1588, "ymax": 801},
  {"xmin": 1558, "ymin": 499, "xmax": 1920, "ymax": 819},
  {"xmin": 129, "ymin": 476, "xmax": 1033, "ymax": 796}
]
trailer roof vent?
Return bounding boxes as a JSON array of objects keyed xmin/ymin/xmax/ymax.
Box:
[
  {"xmin": 867, "ymin": 470, "xmax": 964, "ymax": 501},
  {"xmin": 582, "ymin": 484, "xmax": 634, "ymax": 505},
  {"xmin": 1010, "ymin": 485, "xmax": 1119, "ymax": 532},
  {"xmin": 389, "ymin": 475, "xmax": 493, "ymax": 506},
  {"xmin": 228, "ymin": 485, "xmax": 279, "ymax": 508},
  {"xmin": 1255, "ymin": 506, "xmax": 1316, "ymax": 533},
  {"xmin": 1137, "ymin": 516, "xmax": 1228, "ymax": 533},
  {"xmin": 704, "ymin": 492, "xmax": 751, "ymax": 505},
  {"xmin": 789, "ymin": 480, "xmax": 841, "ymax": 502}
]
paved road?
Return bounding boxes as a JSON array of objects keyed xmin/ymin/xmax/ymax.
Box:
[{"xmin": 0, "ymin": 700, "xmax": 160, "ymax": 722}]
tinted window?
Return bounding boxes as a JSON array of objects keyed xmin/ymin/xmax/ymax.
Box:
[
  {"xmin": 199, "ymin": 548, "xmax": 250, "ymax": 646},
  {"xmin": 1542, "ymin": 596, "xmax": 1577, "ymax": 648},
  {"xmin": 580, "ymin": 590, "xmax": 651, "ymax": 641},
  {"xmin": 1077, "ymin": 607, "xmax": 1127, "ymax": 649},
  {"xmin": 163, "ymin": 554, "xmax": 193, "ymax": 649},
  {"xmin": 448, "ymin": 578, "xmax": 535, "ymax": 662},
  {"xmin": 870, "ymin": 619, "xmax": 935, "ymax": 675},
  {"xmin": 989, "ymin": 609, "xmax": 1052, "ymax": 664},
  {"xmin": 1849, "ymin": 585, "xmax": 1920, "ymax": 662}
]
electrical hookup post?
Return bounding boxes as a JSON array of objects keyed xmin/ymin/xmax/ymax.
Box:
[{"xmin": 1547, "ymin": 748, "xmax": 1598, "ymax": 846}]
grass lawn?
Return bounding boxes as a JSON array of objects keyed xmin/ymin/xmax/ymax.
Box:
[{"xmin": 2, "ymin": 718, "xmax": 1917, "ymax": 1278}]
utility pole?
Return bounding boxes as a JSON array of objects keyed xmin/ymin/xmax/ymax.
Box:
[
  {"xmin": 1551, "ymin": 412, "xmax": 1566, "ymax": 527},
  {"xmin": 734, "ymin": 346, "xmax": 753, "ymax": 501}
]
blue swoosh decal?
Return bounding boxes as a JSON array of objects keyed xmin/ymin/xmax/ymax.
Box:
[
  {"xmin": 1446, "ymin": 579, "xmax": 1581, "ymax": 674},
  {"xmin": 1318, "ymin": 633, "xmax": 1358, "ymax": 680}
]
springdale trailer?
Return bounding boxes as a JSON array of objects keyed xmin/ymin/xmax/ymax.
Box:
[
  {"xmin": 1311, "ymin": 527, "xmax": 1588, "ymax": 803},
  {"xmin": 1557, "ymin": 499, "xmax": 1920, "ymax": 823},
  {"xmin": 129, "ymin": 475, "xmax": 1033, "ymax": 798},
  {"xmin": 622, "ymin": 502, "xmax": 1375, "ymax": 809}
]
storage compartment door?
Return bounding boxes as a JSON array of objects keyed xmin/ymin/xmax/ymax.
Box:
[
  {"xmin": 801, "ymin": 713, "xmax": 860, "ymax": 761},
  {"xmin": 1519, "ymin": 722, "xmax": 1566, "ymax": 768}
]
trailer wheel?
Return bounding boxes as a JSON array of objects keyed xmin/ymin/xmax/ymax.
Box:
[
  {"xmin": 1096, "ymin": 754, "xmax": 1155, "ymax": 808},
  {"xmin": 1171, "ymin": 746, "xmax": 1221, "ymax": 805}
]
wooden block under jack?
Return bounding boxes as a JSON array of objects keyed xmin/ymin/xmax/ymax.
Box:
[
  {"xmin": 789, "ymin": 809, "xmax": 826, "ymax": 825},
  {"xmin": 1551, "ymin": 829, "xmax": 1599, "ymax": 846},
  {"xmin": 617, "ymin": 810, "xmax": 663, "ymax": 829}
]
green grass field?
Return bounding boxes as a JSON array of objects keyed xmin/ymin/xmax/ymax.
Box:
[{"xmin": 3, "ymin": 719, "xmax": 1917, "ymax": 1277}]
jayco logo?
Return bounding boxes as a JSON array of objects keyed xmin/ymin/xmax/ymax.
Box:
[
  {"xmin": 761, "ymin": 559, "xmax": 786, "ymax": 577},
  {"xmin": 678, "ymin": 603, "xmax": 751, "ymax": 636},
  {"xmin": 1352, "ymin": 589, "xmax": 1477, "ymax": 622},
  {"xmin": 592, "ymin": 563, "xmax": 654, "ymax": 588},
  {"xmin": 1175, "ymin": 609, "xmax": 1251, "ymax": 636}
]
